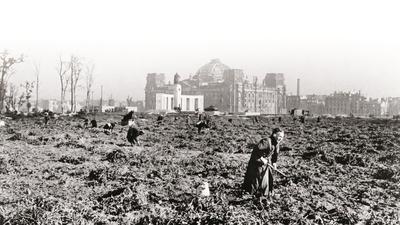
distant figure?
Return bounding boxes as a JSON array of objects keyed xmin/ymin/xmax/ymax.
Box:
[
  {"xmin": 300, "ymin": 116, "xmax": 305, "ymax": 123},
  {"xmin": 157, "ymin": 114, "xmax": 164, "ymax": 122},
  {"xmin": 174, "ymin": 106, "xmax": 182, "ymax": 113},
  {"xmin": 121, "ymin": 111, "xmax": 134, "ymax": 125},
  {"xmin": 83, "ymin": 118, "xmax": 89, "ymax": 128},
  {"xmin": 127, "ymin": 126, "xmax": 144, "ymax": 146},
  {"xmin": 228, "ymin": 118, "xmax": 233, "ymax": 123},
  {"xmin": 195, "ymin": 120, "xmax": 208, "ymax": 134},
  {"xmin": 123, "ymin": 111, "xmax": 134, "ymax": 121},
  {"xmin": 204, "ymin": 114, "xmax": 212, "ymax": 127},
  {"xmin": 43, "ymin": 112, "xmax": 50, "ymax": 125},
  {"xmin": 103, "ymin": 122, "xmax": 116, "ymax": 132},
  {"xmin": 243, "ymin": 128, "xmax": 285, "ymax": 197},
  {"xmin": 317, "ymin": 116, "xmax": 321, "ymax": 123},
  {"xmin": 278, "ymin": 117, "xmax": 282, "ymax": 123},
  {"xmin": 91, "ymin": 119, "xmax": 97, "ymax": 128},
  {"xmin": 186, "ymin": 115, "xmax": 191, "ymax": 126}
]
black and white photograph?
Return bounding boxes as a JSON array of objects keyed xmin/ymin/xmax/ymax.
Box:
[{"xmin": 0, "ymin": 0, "xmax": 399, "ymax": 224}]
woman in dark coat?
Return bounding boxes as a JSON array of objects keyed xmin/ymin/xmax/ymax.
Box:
[{"xmin": 243, "ymin": 128, "xmax": 285, "ymax": 197}]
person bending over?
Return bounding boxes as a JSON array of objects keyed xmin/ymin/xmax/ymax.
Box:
[{"xmin": 243, "ymin": 128, "xmax": 285, "ymax": 197}]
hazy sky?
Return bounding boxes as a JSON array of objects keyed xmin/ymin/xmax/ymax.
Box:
[{"xmin": 1, "ymin": 0, "xmax": 399, "ymax": 101}]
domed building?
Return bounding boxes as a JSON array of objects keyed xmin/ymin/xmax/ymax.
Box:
[
  {"xmin": 145, "ymin": 59, "xmax": 287, "ymax": 114},
  {"xmin": 193, "ymin": 59, "xmax": 231, "ymax": 85}
]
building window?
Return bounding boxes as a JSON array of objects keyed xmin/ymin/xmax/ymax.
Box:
[
  {"xmin": 186, "ymin": 98, "xmax": 190, "ymax": 111},
  {"xmin": 195, "ymin": 98, "xmax": 199, "ymax": 110},
  {"xmin": 171, "ymin": 97, "xmax": 174, "ymax": 110}
]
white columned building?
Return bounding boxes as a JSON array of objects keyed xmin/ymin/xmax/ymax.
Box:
[{"xmin": 154, "ymin": 73, "xmax": 204, "ymax": 112}]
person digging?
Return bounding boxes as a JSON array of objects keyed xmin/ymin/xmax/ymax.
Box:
[{"xmin": 243, "ymin": 128, "xmax": 285, "ymax": 199}]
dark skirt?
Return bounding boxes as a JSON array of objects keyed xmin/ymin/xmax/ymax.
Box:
[
  {"xmin": 243, "ymin": 138, "xmax": 276, "ymax": 196},
  {"xmin": 243, "ymin": 160, "xmax": 274, "ymax": 196}
]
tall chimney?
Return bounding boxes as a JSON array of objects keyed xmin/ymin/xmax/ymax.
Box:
[{"xmin": 297, "ymin": 78, "xmax": 300, "ymax": 96}]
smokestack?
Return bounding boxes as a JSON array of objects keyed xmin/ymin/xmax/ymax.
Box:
[{"xmin": 297, "ymin": 78, "xmax": 300, "ymax": 96}]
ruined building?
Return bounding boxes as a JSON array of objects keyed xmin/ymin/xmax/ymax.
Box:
[
  {"xmin": 324, "ymin": 91, "xmax": 382, "ymax": 116},
  {"xmin": 145, "ymin": 59, "xmax": 287, "ymax": 114},
  {"xmin": 145, "ymin": 73, "xmax": 204, "ymax": 112}
]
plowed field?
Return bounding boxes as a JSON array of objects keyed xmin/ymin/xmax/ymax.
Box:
[{"xmin": 0, "ymin": 114, "xmax": 399, "ymax": 224}]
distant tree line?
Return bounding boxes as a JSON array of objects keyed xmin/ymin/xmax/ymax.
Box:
[
  {"xmin": 0, "ymin": 50, "xmax": 24, "ymax": 113},
  {"xmin": 0, "ymin": 49, "xmax": 96, "ymax": 114}
]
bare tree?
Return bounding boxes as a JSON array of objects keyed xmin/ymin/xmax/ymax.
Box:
[
  {"xmin": 33, "ymin": 62, "xmax": 40, "ymax": 112},
  {"xmin": 56, "ymin": 56, "xmax": 70, "ymax": 114},
  {"xmin": 70, "ymin": 55, "xmax": 82, "ymax": 112},
  {"xmin": 0, "ymin": 50, "xmax": 24, "ymax": 113},
  {"xmin": 21, "ymin": 81, "xmax": 34, "ymax": 113},
  {"xmin": 17, "ymin": 92, "xmax": 25, "ymax": 110},
  {"xmin": 70, "ymin": 56, "xmax": 75, "ymax": 113},
  {"xmin": 85, "ymin": 63, "xmax": 95, "ymax": 112},
  {"xmin": 5, "ymin": 83, "xmax": 19, "ymax": 112},
  {"xmin": 127, "ymin": 96, "xmax": 134, "ymax": 106}
]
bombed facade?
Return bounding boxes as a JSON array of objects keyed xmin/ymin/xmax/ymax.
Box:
[
  {"xmin": 325, "ymin": 91, "xmax": 382, "ymax": 116},
  {"xmin": 145, "ymin": 59, "xmax": 287, "ymax": 114}
]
